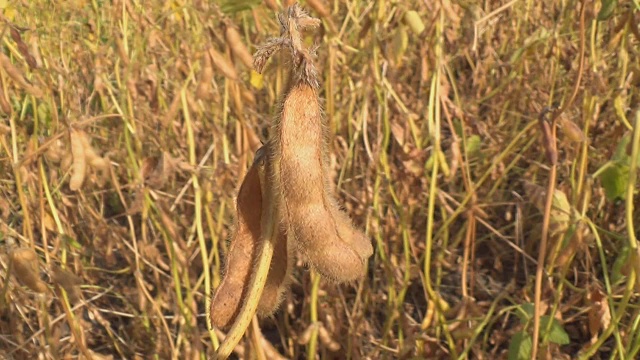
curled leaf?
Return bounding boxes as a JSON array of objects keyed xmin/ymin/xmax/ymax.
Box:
[
  {"xmin": 523, "ymin": 182, "xmax": 576, "ymax": 235},
  {"xmin": 559, "ymin": 116, "xmax": 586, "ymax": 142},
  {"xmin": 9, "ymin": 247, "xmax": 47, "ymax": 293},
  {"xmin": 587, "ymin": 288, "xmax": 611, "ymax": 342}
]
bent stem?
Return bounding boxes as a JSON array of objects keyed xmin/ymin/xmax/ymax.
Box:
[
  {"xmin": 532, "ymin": 1, "xmax": 586, "ymax": 356},
  {"xmin": 215, "ymin": 158, "xmax": 279, "ymax": 359},
  {"xmin": 531, "ymin": 111, "xmax": 558, "ymax": 360}
]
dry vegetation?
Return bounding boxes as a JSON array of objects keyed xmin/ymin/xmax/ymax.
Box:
[{"xmin": 1, "ymin": 0, "xmax": 640, "ymax": 359}]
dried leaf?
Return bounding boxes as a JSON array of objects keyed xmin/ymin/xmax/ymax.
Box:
[
  {"xmin": 559, "ymin": 116, "xmax": 586, "ymax": 142},
  {"xmin": 587, "ymin": 288, "xmax": 611, "ymax": 342},
  {"xmin": 523, "ymin": 182, "xmax": 575, "ymax": 235},
  {"xmin": 51, "ymin": 265, "xmax": 82, "ymax": 303},
  {"xmin": 10, "ymin": 247, "xmax": 48, "ymax": 293},
  {"xmin": 144, "ymin": 152, "xmax": 177, "ymax": 188}
]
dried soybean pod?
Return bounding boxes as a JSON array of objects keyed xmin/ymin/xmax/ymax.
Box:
[
  {"xmin": 264, "ymin": 0, "xmax": 278, "ymax": 10},
  {"xmin": 0, "ymin": 53, "xmax": 43, "ymax": 97},
  {"xmin": 77, "ymin": 130, "xmax": 107, "ymax": 168},
  {"xmin": 275, "ymin": 83, "xmax": 368, "ymax": 282},
  {"xmin": 330, "ymin": 203, "xmax": 373, "ymax": 260},
  {"xmin": 211, "ymin": 153, "xmax": 263, "ymax": 330},
  {"xmin": 225, "ymin": 24, "xmax": 254, "ymax": 70},
  {"xmin": 10, "ymin": 27, "xmax": 37, "ymax": 69},
  {"xmin": 208, "ymin": 47, "xmax": 238, "ymax": 81},
  {"xmin": 210, "ymin": 148, "xmax": 289, "ymax": 329},
  {"xmin": 258, "ymin": 5, "xmax": 371, "ymax": 282},
  {"xmin": 305, "ymin": 0, "xmax": 338, "ymax": 33},
  {"xmin": 69, "ymin": 129, "xmax": 87, "ymax": 191},
  {"xmin": 306, "ymin": 0, "xmax": 330, "ymax": 18},
  {"xmin": 195, "ymin": 52, "xmax": 213, "ymax": 100},
  {"xmin": 0, "ymin": 76, "xmax": 11, "ymax": 114}
]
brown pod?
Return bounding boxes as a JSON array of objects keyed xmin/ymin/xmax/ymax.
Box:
[
  {"xmin": 224, "ymin": 25, "xmax": 254, "ymax": 70},
  {"xmin": 330, "ymin": 202, "xmax": 373, "ymax": 261},
  {"xmin": 210, "ymin": 149, "xmax": 290, "ymax": 330},
  {"xmin": 254, "ymin": 4, "xmax": 371, "ymax": 283},
  {"xmin": 306, "ymin": 0, "xmax": 330, "ymax": 18},
  {"xmin": 274, "ymin": 83, "xmax": 371, "ymax": 282}
]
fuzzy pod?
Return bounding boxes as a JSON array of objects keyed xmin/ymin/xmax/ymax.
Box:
[
  {"xmin": 273, "ymin": 81, "xmax": 372, "ymax": 283},
  {"xmin": 306, "ymin": 0, "xmax": 331, "ymax": 18},
  {"xmin": 195, "ymin": 53, "xmax": 214, "ymax": 100},
  {"xmin": 224, "ymin": 25, "xmax": 254, "ymax": 70},
  {"xmin": 0, "ymin": 52, "xmax": 43, "ymax": 97},
  {"xmin": 252, "ymin": 3, "xmax": 372, "ymax": 283},
  {"xmin": 210, "ymin": 150, "xmax": 290, "ymax": 330},
  {"xmin": 208, "ymin": 47, "xmax": 238, "ymax": 81},
  {"xmin": 69, "ymin": 129, "xmax": 87, "ymax": 191}
]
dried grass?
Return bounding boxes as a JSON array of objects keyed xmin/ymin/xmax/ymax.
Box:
[{"xmin": 0, "ymin": 0, "xmax": 639, "ymax": 359}]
